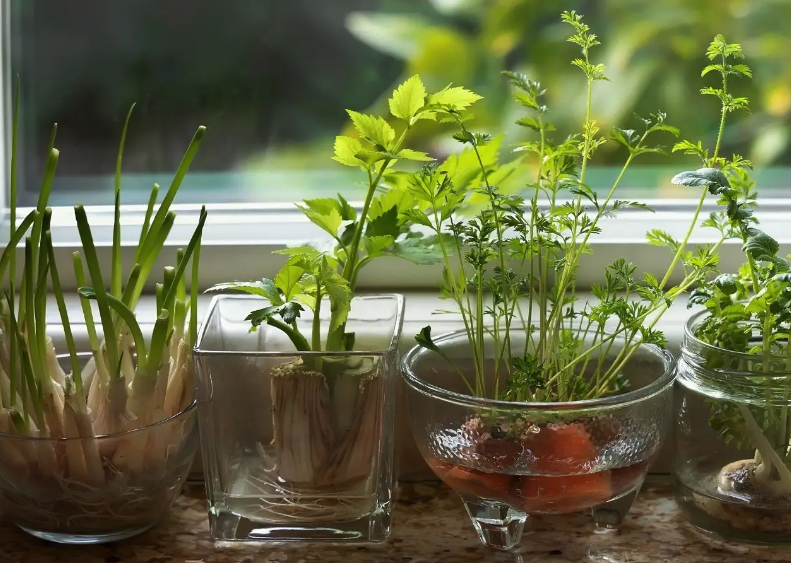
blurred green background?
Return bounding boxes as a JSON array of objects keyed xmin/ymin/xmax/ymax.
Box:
[{"xmin": 12, "ymin": 0, "xmax": 791, "ymax": 205}]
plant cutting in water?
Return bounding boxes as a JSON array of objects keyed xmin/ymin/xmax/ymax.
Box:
[
  {"xmin": 678, "ymin": 37, "xmax": 791, "ymax": 502},
  {"xmin": 207, "ymin": 77, "xmax": 484, "ymax": 522},
  {"xmin": 409, "ymin": 12, "xmax": 722, "ymax": 514},
  {"xmin": 0, "ymin": 88, "xmax": 206, "ymax": 531}
]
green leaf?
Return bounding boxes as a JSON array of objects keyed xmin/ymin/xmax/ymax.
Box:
[
  {"xmin": 673, "ymin": 140, "xmax": 708, "ymax": 160},
  {"xmin": 275, "ymin": 257, "xmax": 307, "ymax": 301},
  {"xmin": 427, "ymin": 85, "xmax": 482, "ymax": 111},
  {"xmin": 731, "ymin": 64, "xmax": 752, "ymax": 78},
  {"xmin": 259, "ymin": 278, "xmax": 281, "ymax": 304},
  {"xmin": 713, "ymin": 274, "xmax": 739, "ymax": 295},
  {"xmin": 280, "ymin": 301, "xmax": 304, "ymax": 324},
  {"xmin": 275, "ymin": 244, "xmax": 322, "ymax": 259},
  {"xmin": 301, "ymin": 206, "xmax": 343, "ymax": 238},
  {"xmin": 516, "ymin": 116, "xmax": 542, "ymax": 131},
  {"xmin": 389, "ymin": 234, "xmax": 446, "ymax": 265},
  {"xmin": 369, "ymin": 186, "xmax": 416, "ymax": 220},
  {"xmin": 301, "ymin": 198, "xmax": 339, "ymax": 216},
  {"xmin": 415, "ymin": 325, "xmax": 459, "ymax": 374},
  {"xmin": 401, "ymin": 209, "xmax": 433, "ymax": 229},
  {"xmin": 353, "ymin": 149, "xmax": 390, "ymax": 166},
  {"xmin": 366, "ymin": 206, "xmax": 400, "ymax": 238},
  {"xmin": 452, "ymin": 131, "xmax": 492, "ymax": 146},
  {"xmin": 364, "ymin": 235, "xmax": 395, "ymax": 257},
  {"xmin": 302, "ymin": 197, "xmax": 356, "ymax": 221},
  {"xmin": 671, "ymin": 168, "xmax": 731, "ymax": 194},
  {"xmin": 333, "ymin": 136, "xmax": 365, "ymax": 167},
  {"xmin": 396, "ymin": 148, "xmax": 434, "ymax": 161},
  {"xmin": 646, "ymin": 229, "xmax": 681, "ymax": 252},
  {"xmin": 743, "ymin": 228, "xmax": 779, "ymax": 262},
  {"xmin": 246, "ymin": 305, "xmax": 283, "ymax": 327},
  {"xmin": 347, "ymin": 110, "xmax": 395, "ymax": 149},
  {"xmin": 701, "ymin": 64, "xmax": 723, "ymax": 77},
  {"xmin": 337, "ymin": 194, "xmax": 357, "ymax": 221},
  {"xmin": 415, "ymin": 326, "xmax": 440, "ymax": 352},
  {"xmin": 389, "ymin": 75, "xmax": 426, "ymax": 122},
  {"xmin": 205, "ymin": 279, "xmax": 283, "ymax": 305},
  {"xmin": 609, "ymin": 128, "xmax": 639, "ymax": 150}
]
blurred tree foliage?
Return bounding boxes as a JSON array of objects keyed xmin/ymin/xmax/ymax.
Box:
[
  {"xmin": 12, "ymin": 0, "xmax": 791, "ymax": 204},
  {"xmin": 347, "ymin": 0, "xmax": 791, "ymax": 168}
]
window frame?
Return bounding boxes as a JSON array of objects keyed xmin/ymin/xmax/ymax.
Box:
[
  {"xmin": 2, "ymin": 0, "xmax": 791, "ymax": 293},
  {"xmin": 1, "ymin": 199, "xmax": 791, "ymax": 293}
]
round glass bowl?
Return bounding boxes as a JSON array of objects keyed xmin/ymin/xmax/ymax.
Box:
[
  {"xmin": 402, "ymin": 329, "xmax": 675, "ymax": 550},
  {"xmin": 0, "ymin": 401, "xmax": 198, "ymax": 544}
]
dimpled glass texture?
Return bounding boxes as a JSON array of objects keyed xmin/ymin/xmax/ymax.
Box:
[{"xmin": 402, "ymin": 329, "xmax": 675, "ymax": 550}]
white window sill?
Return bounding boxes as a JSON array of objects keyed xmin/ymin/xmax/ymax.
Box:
[
  {"xmin": 9, "ymin": 198, "xmax": 791, "ymax": 292},
  {"xmin": 43, "ymin": 290, "xmax": 696, "ymax": 357}
]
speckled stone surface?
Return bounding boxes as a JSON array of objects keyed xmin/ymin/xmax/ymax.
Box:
[{"xmin": 1, "ymin": 481, "xmax": 790, "ymax": 563}]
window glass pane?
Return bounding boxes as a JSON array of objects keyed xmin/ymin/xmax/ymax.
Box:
[{"xmin": 10, "ymin": 0, "xmax": 791, "ymax": 206}]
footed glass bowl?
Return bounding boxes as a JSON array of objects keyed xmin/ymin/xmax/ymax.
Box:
[{"xmin": 402, "ymin": 329, "xmax": 675, "ymax": 550}]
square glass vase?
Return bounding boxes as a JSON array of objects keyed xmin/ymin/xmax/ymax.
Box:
[{"xmin": 194, "ymin": 294, "xmax": 404, "ymax": 542}]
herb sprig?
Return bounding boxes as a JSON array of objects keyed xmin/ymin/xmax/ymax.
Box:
[
  {"xmin": 414, "ymin": 11, "xmax": 719, "ymax": 403},
  {"xmin": 680, "ymin": 36, "xmax": 791, "ymax": 489},
  {"xmin": 210, "ymin": 78, "xmax": 482, "ymax": 371}
]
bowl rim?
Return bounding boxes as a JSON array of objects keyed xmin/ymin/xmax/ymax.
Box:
[
  {"xmin": 401, "ymin": 328, "xmax": 677, "ymax": 411},
  {"xmin": 683, "ymin": 309, "xmax": 791, "ymax": 365},
  {"xmin": 193, "ymin": 293, "xmax": 406, "ymax": 357},
  {"xmin": 0, "ymin": 400, "xmax": 196, "ymax": 443}
]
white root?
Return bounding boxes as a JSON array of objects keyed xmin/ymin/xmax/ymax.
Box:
[
  {"xmin": 119, "ymin": 332, "xmax": 136, "ymax": 386},
  {"xmin": 45, "ymin": 337, "xmax": 66, "ymax": 387},
  {"xmin": 128, "ymin": 373, "xmax": 157, "ymax": 427},
  {"xmin": 317, "ymin": 375, "xmax": 382, "ymax": 487},
  {"xmin": 152, "ymin": 359, "xmax": 171, "ymax": 419},
  {"xmin": 80, "ymin": 356, "xmax": 97, "ymax": 400},
  {"xmin": 738, "ymin": 404, "xmax": 791, "ymax": 493},
  {"xmin": 65, "ymin": 381, "xmax": 105, "ymax": 487},
  {"xmin": 42, "ymin": 389, "xmax": 66, "ymax": 440},
  {"xmin": 86, "ymin": 348, "xmax": 111, "ymax": 418},
  {"xmin": 164, "ymin": 340, "xmax": 189, "ymax": 417},
  {"xmin": 0, "ymin": 409, "xmax": 29, "ymax": 480},
  {"xmin": 86, "ymin": 362, "xmax": 102, "ymax": 417},
  {"xmin": 0, "ymin": 364, "xmax": 11, "ymax": 408},
  {"xmin": 112, "ymin": 365, "xmax": 161, "ymax": 475},
  {"xmin": 178, "ymin": 351, "xmax": 194, "ymax": 414},
  {"xmin": 63, "ymin": 399, "xmax": 89, "ymax": 483},
  {"xmin": 271, "ymin": 364, "xmax": 337, "ymax": 483}
]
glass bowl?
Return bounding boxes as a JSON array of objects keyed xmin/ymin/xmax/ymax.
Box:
[
  {"xmin": 0, "ymin": 353, "xmax": 198, "ymax": 544},
  {"xmin": 675, "ymin": 310, "xmax": 791, "ymax": 544},
  {"xmin": 402, "ymin": 329, "xmax": 675, "ymax": 550}
]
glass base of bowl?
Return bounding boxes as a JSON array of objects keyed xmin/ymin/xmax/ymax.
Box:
[
  {"xmin": 459, "ymin": 482, "xmax": 644, "ymax": 551},
  {"xmin": 207, "ymin": 501, "xmax": 392, "ymax": 542},
  {"xmin": 17, "ymin": 523, "xmax": 155, "ymax": 544},
  {"xmin": 674, "ymin": 478, "xmax": 791, "ymax": 545}
]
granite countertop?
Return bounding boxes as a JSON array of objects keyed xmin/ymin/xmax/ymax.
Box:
[{"xmin": 1, "ymin": 481, "xmax": 790, "ymax": 563}]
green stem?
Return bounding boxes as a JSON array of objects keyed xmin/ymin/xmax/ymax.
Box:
[
  {"xmin": 659, "ymin": 186, "xmax": 708, "ymax": 290},
  {"xmin": 46, "ymin": 232, "xmax": 82, "ymax": 392},
  {"xmin": 189, "ymin": 239, "xmax": 202, "ymax": 345},
  {"xmin": 327, "ymin": 126, "xmax": 412, "ymax": 350},
  {"xmin": 763, "ymin": 313, "xmax": 775, "ymax": 435},
  {"xmin": 267, "ymin": 317, "xmax": 311, "ymax": 353},
  {"xmin": 312, "ymin": 288, "xmax": 322, "ymax": 352}
]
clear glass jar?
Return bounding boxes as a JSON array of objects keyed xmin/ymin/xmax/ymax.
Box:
[
  {"xmin": 193, "ymin": 294, "xmax": 404, "ymax": 542},
  {"xmin": 402, "ymin": 329, "xmax": 675, "ymax": 551},
  {"xmin": 0, "ymin": 391, "xmax": 197, "ymax": 544},
  {"xmin": 675, "ymin": 310, "xmax": 791, "ymax": 544}
]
